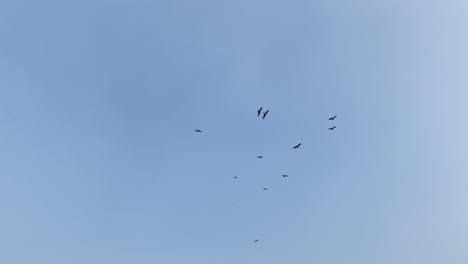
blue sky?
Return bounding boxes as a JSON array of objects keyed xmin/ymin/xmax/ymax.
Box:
[{"xmin": 0, "ymin": 1, "xmax": 467, "ymax": 263}]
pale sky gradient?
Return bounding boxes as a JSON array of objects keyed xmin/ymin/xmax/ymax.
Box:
[{"xmin": 1, "ymin": 1, "xmax": 467, "ymax": 264}]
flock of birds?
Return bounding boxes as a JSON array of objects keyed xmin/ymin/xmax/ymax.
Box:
[{"xmin": 194, "ymin": 107, "xmax": 339, "ymax": 244}]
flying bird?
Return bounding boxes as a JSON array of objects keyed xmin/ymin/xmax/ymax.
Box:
[
  {"xmin": 194, "ymin": 129, "xmax": 203, "ymax": 132},
  {"xmin": 234, "ymin": 177, "xmax": 238, "ymax": 179},
  {"xmin": 257, "ymin": 156, "xmax": 263, "ymax": 159},
  {"xmin": 329, "ymin": 126, "xmax": 336, "ymax": 130},
  {"xmin": 329, "ymin": 115, "xmax": 337, "ymax": 120},
  {"xmin": 293, "ymin": 143, "xmax": 302, "ymax": 149},
  {"xmin": 262, "ymin": 110, "xmax": 269, "ymax": 119},
  {"xmin": 282, "ymin": 175, "xmax": 288, "ymax": 178},
  {"xmin": 254, "ymin": 239, "xmax": 260, "ymax": 243},
  {"xmin": 263, "ymin": 188, "xmax": 268, "ymax": 191},
  {"xmin": 257, "ymin": 107, "xmax": 263, "ymax": 117}
]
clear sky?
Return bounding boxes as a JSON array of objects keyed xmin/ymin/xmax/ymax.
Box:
[{"xmin": 1, "ymin": 1, "xmax": 467, "ymax": 263}]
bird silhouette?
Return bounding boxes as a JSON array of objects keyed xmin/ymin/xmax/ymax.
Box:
[
  {"xmin": 194, "ymin": 129, "xmax": 203, "ymax": 132},
  {"xmin": 329, "ymin": 115, "xmax": 337, "ymax": 120},
  {"xmin": 257, "ymin": 156, "xmax": 263, "ymax": 159},
  {"xmin": 254, "ymin": 239, "xmax": 259, "ymax": 243},
  {"xmin": 234, "ymin": 177, "xmax": 238, "ymax": 179},
  {"xmin": 262, "ymin": 110, "xmax": 269, "ymax": 119},
  {"xmin": 257, "ymin": 107, "xmax": 263, "ymax": 117},
  {"xmin": 282, "ymin": 175, "xmax": 288, "ymax": 177},
  {"xmin": 293, "ymin": 143, "xmax": 302, "ymax": 149},
  {"xmin": 263, "ymin": 188, "xmax": 268, "ymax": 191},
  {"xmin": 329, "ymin": 126, "xmax": 336, "ymax": 130}
]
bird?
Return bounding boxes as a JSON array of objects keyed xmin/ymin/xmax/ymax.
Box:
[
  {"xmin": 262, "ymin": 110, "xmax": 269, "ymax": 119},
  {"xmin": 257, "ymin": 107, "xmax": 263, "ymax": 117},
  {"xmin": 234, "ymin": 176, "xmax": 238, "ymax": 179},
  {"xmin": 329, "ymin": 115, "xmax": 337, "ymax": 120},
  {"xmin": 254, "ymin": 239, "xmax": 260, "ymax": 243},
  {"xmin": 293, "ymin": 143, "xmax": 302, "ymax": 149},
  {"xmin": 257, "ymin": 156, "xmax": 263, "ymax": 159},
  {"xmin": 282, "ymin": 175, "xmax": 288, "ymax": 178},
  {"xmin": 194, "ymin": 129, "xmax": 203, "ymax": 132},
  {"xmin": 329, "ymin": 126, "xmax": 336, "ymax": 130},
  {"xmin": 263, "ymin": 188, "xmax": 268, "ymax": 191}
]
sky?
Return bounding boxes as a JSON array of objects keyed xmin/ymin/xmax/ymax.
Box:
[{"xmin": 0, "ymin": 1, "xmax": 467, "ymax": 263}]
